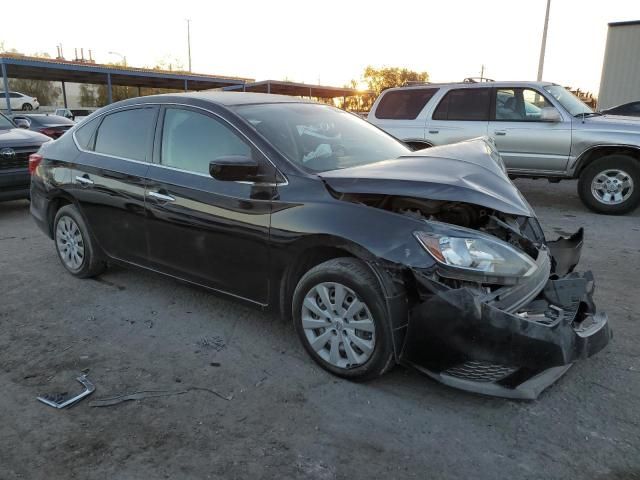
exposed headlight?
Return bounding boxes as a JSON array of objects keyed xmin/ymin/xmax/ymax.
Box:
[{"xmin": 414, "ymin": 230, "xmax": 537, "ymax": 280}]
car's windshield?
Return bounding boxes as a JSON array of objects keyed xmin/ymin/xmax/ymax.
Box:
[
  {"xmin": 543, "ymin": 85, "xmax": 593, "ymax": 116},
  {"xmin": 0, "ymin": 113, "xmax": 15, "ymax": 129},
  {"xmin": 234, "ymin": 103, "xmax": 410, "ymax": 172}
]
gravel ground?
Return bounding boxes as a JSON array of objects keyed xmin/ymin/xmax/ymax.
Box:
[{"xmin": 1, "ymin": 179, "xmax": 639, "ymax": 480}]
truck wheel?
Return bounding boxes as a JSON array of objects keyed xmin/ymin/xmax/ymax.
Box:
[
  {"xmin": 292, "ymin": 257, "xmax": 395, "ymax": 381},
  {"xmin": 578, "ymin": 154, "xmax": 639, "ymax": 214}
]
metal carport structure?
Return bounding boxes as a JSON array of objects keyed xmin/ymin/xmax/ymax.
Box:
[
  {"xmin": 0, "ymin": 54, "xmax": 251, "ymax": 114},
  {"xmin": 223, "ymin": 79, "xmax": 370, "ymax": 100}
]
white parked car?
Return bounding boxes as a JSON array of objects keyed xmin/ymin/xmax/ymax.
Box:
[{"xmin": 0, "ymin": 91, "xmax": 40, "ymax": 111}]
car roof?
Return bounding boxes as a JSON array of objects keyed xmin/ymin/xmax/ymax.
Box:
[
  {"xmin": 117, "ymin": 91, "xmax": 315, "ymax": 108},
  {"xmin": 381, "ymin": 81, "xmax": 557, "ymax": 93}
]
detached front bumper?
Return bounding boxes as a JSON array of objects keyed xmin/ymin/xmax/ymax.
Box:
[{"xmin": 399, "ymin": 229, "xmax": 612, "ymax": 400}]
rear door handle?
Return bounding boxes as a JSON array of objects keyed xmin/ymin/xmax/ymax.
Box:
[
  {"xmin": 75, "ymin": 175, "xmax": 94, "ymax": 185},
  {"xmin": 494, "ymin": 131, "xmax": 507, "ymax": 136},
  {"xmin": 148, "ymin": 191, "xmax": 175, "ymax": 202},
  {"xmin": 428, "ymin": 130, "xmax": 439, "ymax": 134}
]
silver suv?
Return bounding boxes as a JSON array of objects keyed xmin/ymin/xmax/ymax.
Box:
[{"xmin": 368, "ymin": 81, "xmax": 640, "ymax": 214}]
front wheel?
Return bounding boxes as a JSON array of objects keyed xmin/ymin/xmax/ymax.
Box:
[
  {"xmin": 292, "ymin": 257, "xmax": 395, "ymax": 381},
  {"xmin": 53, "ymin": 205, "xmax": 106, "ymax": 278},
  {"xmin": 578, "ymin": 154, "xmax": 640, "ymax": 214},
  {"xmin": 22, "ymin": 103, "xmax": 33, "ymax": 111}
]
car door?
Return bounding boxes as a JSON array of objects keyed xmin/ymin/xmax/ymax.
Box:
[
  {"xmin": 487, "ymin": 87, "xmax": 571, "ymax": 173},
  {"xmin": 71, "ymin": 105, "xmax": 157, "ymax": 265},
  {"xmin": 144, "ymin": 105, "xmax": 275, "ymax": 304},
  {"xmin": 426, "ymin": 87, "xmax": 491, "ymax": 145},
  {"xmin": 9, "ymin": 92, "xmax": 22, "ymax": 110}
]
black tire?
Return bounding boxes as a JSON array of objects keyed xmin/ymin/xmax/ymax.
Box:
[
  {"xmin": 53, "ymin": 205, "xmax": 106, "ymax": 278},
  {"xmin": 578, "ymin": 154, "xmax": 640, "ymax": 214},
  {"xmin": 22, "ymin": 103, "xmax": 33, "ymax": 111},
  {"xmin": 292, "ymin": 257, "xmax": 395, "ymax": 381}
]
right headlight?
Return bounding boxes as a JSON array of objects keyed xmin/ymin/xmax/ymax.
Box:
[{"xmin": 414, "ymin": 230, "xmax": 538, "ymax": 281}]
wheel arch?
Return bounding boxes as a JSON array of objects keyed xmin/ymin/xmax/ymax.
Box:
[
  {"xmin": 46, "ymin": 194, "xmax": 76, "ymax": 238},
  {"xmin": 278, "ymin": 242, "xmax": 364, "ymax": 321},
  {"xmin": 404, "ymin": 139, "xmax": 433, "ymax": 151},
  {"xmin": 574, "ymin": 145, "xmax": 640, "ymax": 178}
]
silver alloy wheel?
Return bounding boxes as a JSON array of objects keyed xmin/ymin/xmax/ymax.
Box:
[
  {"xmin": 301, "ymin": 282, "xmax": 376, "ymax": 369},
  {"xmin": 55, "ymin": 215, "xmax": 85, "ymax": 270},
  {"xmin": 591, "ymin": 169, "xmax": 634, "ymax": 205}
]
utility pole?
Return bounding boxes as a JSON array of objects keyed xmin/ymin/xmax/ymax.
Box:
[
  {"xmin": 186, "ymin": 19, "xmax": 192, "ymax": 72},
  {"xmin": 480, "ymin": 65, "xmax": 485, "ymax": 81},
  {"xmin": 537, "ymin": 0, "xmax": 551, "ymax": 81}
]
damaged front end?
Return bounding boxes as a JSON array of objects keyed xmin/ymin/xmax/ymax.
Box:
[
  {"xmin": 322, "ymin": 138, "xmax": 611, "ymax": 399},
  {"xmin": 399, "ymin": 227, "xmax": 611, "ymax": 400}
]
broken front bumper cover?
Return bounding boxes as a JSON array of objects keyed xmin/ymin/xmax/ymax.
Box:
[{"xmin": 399, "ymin": 229, "xmax": 612, "ymax": 400}]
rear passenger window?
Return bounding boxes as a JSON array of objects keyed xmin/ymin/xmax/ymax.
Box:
[
  {"xmin": 74, "ymin": 117, "xmax": 100, "ymax": 150},
  {"xmin": 432, "ymin": 88, "xmax": 490, "ymax": 121},
  {"xmin": 375, "ymin": 89, "xmax": 438, "ymax": 120},
  {"xmin": 94, "ymin": 108, "xmax": 156, "ymax": 161}
]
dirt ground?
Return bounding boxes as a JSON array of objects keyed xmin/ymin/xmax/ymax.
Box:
[{"xmin": 1, "ymin": 179, "xmax": 639, "ymax": 480}]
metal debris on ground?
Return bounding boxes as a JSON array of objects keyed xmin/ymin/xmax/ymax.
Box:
[
  {"xmin": 90, "ymin": 386, "xmax": 233, "ymax": 407},
  {"xmin": 37, "ymin": 375, "xmax": 95, "ymax": 409}
]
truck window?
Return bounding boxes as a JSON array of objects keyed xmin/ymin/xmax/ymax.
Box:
[
  {"xmin": 432, "ymin": 88, "xmax": 490, "ymax": 121},
  {"xmin": 375, "ymin": 89, "xmax": 438, "ymax": 120}
]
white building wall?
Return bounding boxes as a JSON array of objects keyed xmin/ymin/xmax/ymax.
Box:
[{"xmin": 598, "ymin": 21, "xmax": 640, "ymax": 110}]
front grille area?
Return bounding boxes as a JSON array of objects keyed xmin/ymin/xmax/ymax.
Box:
[
  {"xmin": 443, "ymin": 361, "xmax": 518, "ymax": 383},
  {"xmin": 0, "ymin": 147, "xmax": 38, "ymax": 170}
]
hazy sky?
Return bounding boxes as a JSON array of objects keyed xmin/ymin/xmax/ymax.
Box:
[{"xmin": 3, "ymin": 0, "xmax": 639, "ymax": 94}]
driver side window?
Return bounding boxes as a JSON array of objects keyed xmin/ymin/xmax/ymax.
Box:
[
  {"xmin": 161, "ymin": 108, "xmax": 251, "ymax": 175},
  {"xmin": 495, "ymin": 88, "xmax": 557, "ymax": 121}
]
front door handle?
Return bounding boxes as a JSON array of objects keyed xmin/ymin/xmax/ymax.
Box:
[
  {"xmin": 148, "ymin": 191, "xmax": 175, "ymax": 202},
  {"xmin": 75, "ymin": 175, "xmax": 94, "ymax": 185},
  {"xmin": 428, "ymin": 130, "xmax": 439, "ymax": 134},
  {"xmin": 494, "ymin": 130, "xmax": 507, "ymax": 136}
]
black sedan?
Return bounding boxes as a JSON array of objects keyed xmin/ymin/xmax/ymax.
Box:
[
  {"xmin": 600, "ymin": 101, "xmax": 640, "ymax": 117},
  {"xmin": 11, "ymin": 113, "xmax": 75, "ymax": 139},
  {"xmin": 29, "ymin": 92, "xmax": 611, "ymax": 399}
]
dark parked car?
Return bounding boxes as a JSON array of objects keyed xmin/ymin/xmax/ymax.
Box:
[
  {"xmin": 11, "ymin": 113, "xmax": 75, "ymax": 139},
  {"xmin": 601, "ymin": 101, "xmax": 640, "ymax": 117},
  {"xmin": 0, "ymin": 112, "xmax": 50, "ymax": 201},
  {"xmin": 30, "ymin": 93, "xmax": 611, "ymax": 399}
]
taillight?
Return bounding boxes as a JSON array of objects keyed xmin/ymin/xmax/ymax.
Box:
[
  {"xmin": 28, "ymin": 153, "xmax": 43, "ymax": 174},
  {"xmin": 39, "ymin": 128, "xmax": 57, "ymax": 138}
]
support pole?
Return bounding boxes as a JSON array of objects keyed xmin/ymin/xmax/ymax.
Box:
[
  {"xmin": 184, "ymin": 79, "xmax": 188, "ymax": 92},
  {"xmin": 107, "ymin": 73, "xmax": 113, "ymax": 104},
  {"xmin": 62, "ymin": 81, "xmax": 68, "ymax": 108},
  {"xmin": 1, "ymin": 62, "xmax": 11, "ymax": 114},
  {"xmin": 267, "ymin": 82, "xmax": 271, "ymax": 94},
  {"xmin": 537, "ymin": 0, "xmax": 551, "ymax": 81},
  {"xmin": 138, "ymin": 86, "xmax": 142, "ymax": 97}
]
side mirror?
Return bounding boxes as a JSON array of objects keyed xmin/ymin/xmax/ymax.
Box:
[
  {"xmin": 14, "ymin": 119, "xmax": 30, "ymax": 129},
  {"xmin": 209, "ymin": 155, "xmax": 260, "ymax": 182},
  {"xmin": 540, "ymin": 107, "xmax": 562, "ymax": 122}
]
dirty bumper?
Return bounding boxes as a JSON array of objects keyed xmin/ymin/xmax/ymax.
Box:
[{"xmin": 399, "ymin": 231, "xmax": 612, "ymax": 400}]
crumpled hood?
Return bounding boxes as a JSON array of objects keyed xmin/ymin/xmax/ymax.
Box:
[
  {"xmin": 0, "ymin": 127, "xmax": 50, "ymax": 147},
  {"xmin": 319, "ymin": 138, "xmax": 534, "ymax": 217}
]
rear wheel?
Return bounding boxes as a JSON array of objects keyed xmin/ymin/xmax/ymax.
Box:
[
  {"xmin": 22, "ymin": 103, "xmax": 33, "ymax": 111},
  {"xmin": 578, "ymin": 154, "xmax": 639, "ymax": 214},
  {"xmin": 54, "ymin": 205, "xmax": 106, "ymax": 278},
  {"xmin": 292, "ymin": 257, "xmax": 394, "ymax": 380}
]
